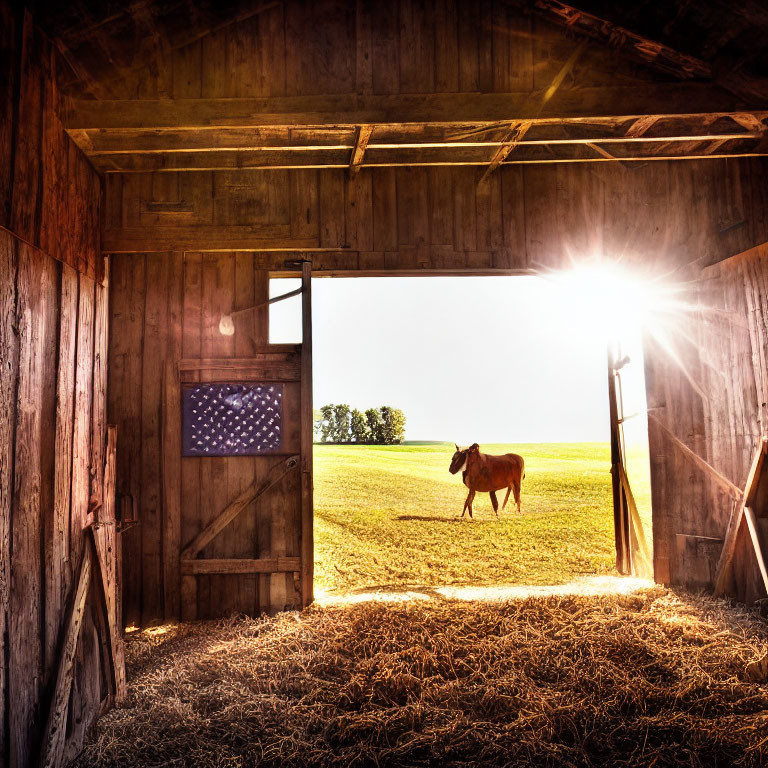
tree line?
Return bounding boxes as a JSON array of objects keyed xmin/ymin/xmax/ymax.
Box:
[{"xmin": 315, "ymin": 404, "xmax": 406, "ymax": 444}]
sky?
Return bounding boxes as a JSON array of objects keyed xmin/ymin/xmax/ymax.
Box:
[{"xmin": 270, "ymin": 274, "xmax": 648, "ymax": 444}]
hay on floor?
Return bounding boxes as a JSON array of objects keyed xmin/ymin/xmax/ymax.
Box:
[{"xmin": 74, "ymin": 587, "xmax": 768, "ymax": 768}]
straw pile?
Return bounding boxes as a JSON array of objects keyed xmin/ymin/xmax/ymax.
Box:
[{"xmin": 74, "ymin": 587, "xmax": 768, "ymax": 767}]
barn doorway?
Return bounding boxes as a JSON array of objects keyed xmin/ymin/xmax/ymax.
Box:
[{"xmin": 271, "ymin": 272, "xmax": 653, "ymax": 598}]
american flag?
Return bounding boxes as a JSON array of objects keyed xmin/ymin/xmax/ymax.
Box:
[{"xmin": 182, "ymin": 383, "xmax": 283, "ymax": 456}]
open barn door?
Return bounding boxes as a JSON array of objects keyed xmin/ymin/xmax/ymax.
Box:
[
  {"xmin": 175, "ymin": 258, "xmax": 314, "ymax": 618},
  {"xmin": 608, "ymin": 343, "xmax": 652, "ymax": 578}
]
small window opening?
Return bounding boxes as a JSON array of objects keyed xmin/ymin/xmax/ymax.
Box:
[{"xmin": 269, "ymin": 277, "xmax": 303, "ymax": 344}]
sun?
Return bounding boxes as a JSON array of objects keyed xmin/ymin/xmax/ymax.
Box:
[{"xmin": 544, "ymin": 259, "xmax": 692, "ymax": 345}]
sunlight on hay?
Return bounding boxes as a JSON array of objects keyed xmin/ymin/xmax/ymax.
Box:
[{"xmin": 315, "ymin": 575, "xmax": 654, "ymax": 606}]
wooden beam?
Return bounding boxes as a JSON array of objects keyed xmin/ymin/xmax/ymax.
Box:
[
  {"xmin": 39, "ymin": 543, "xmax": 93, "ymax": 768},
  {"xmin": 178, "ymin": 352, "xmax": 301, "ymax": 371},
  {"xmin": 89, "ymin": 141, "xmax": 768, "ymax": 174},
  {"xmin": 479, "ymin": 121, "xmax": 531, "ymax": 183},
  {"xmin": 714, "ymin": 438, "xmax": 767, "ymax": 594},
  {"xmin": 68, "ymin": 117, "xmax": 766, "ymax": 155},
  {"xmin": 92, "ymin": 425, "xmax": 126, "ymax": 704},
  {"xmin": 744, "ymin": 507, "xmax": 768, "ymax": 595},
  {"xmin": 64, "ymin": 87, "xmax": 751, "ymax": 131},
  {"xmin": 529, "ymin": 0, "xmax": 768, "ymax": 104},
  {"xmin": 625, "ymin": 116, "xmax": 660, "ymax": 138},
  {"xmin": 102, "ymin": 227, "xmax": 319, "ymax": 253},
  {"xmin": 181, "ymin": 557, "xmax": 301, "ymax": 575},
  {"xmin": 531, "ymin": 0, "xmax": 712, "ymax": 80},
  {"xmin": 651, "ymin": 416, "xmax": 744, "ymax": 499},
  {"xmin": 586, "ymin": 142, "xmax": 617, "ymax": 161},
  {"xmin": 350, "ymin": 125, "xmax": 373, "ymax": 175},
  {"xmin": 703, "ymin": 138, "xmax": 731, "ymax": 154}
]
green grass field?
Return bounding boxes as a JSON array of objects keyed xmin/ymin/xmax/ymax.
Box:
[{"xmin": 314, "ymin": 442, "xmax": 652, "ymax": 594}]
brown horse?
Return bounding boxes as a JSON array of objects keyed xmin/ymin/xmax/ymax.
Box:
[{"xmin": 449, "ymin": 443, "xmax": 525, "ymax": 519}]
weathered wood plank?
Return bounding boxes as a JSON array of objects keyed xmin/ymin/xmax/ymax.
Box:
[
  {"xmin": 180, "ymin": 253, "xmax": 202, "ymax": 621},
  {"xmin": 355, "ymin": 0, "xmax": 373, "ymax": 95},
  {"xmin": 102, "ymin": 227, "xmax": 318, "ymax": 253},
  {"xmin": 179, "ymin": 351, "xmax": 301, "ymax": 369},
  {"xmin": 140, "ymin": 253, "xmax": 170, "ymax": 624},
  {"xmin": 65, "ymin": 87, "xmax": 750, "ymax": 131},
  {"xmin": 0, "ymin": 2, "xmax": 19, "ymax": 229},
  {"xmin": 11, "ymin": 11, "xmax": 43, "ymax": 245},
  {"xmin": 47, "ymin": 263, "xmax": 78, "ymax": 671},
  {"xmin": 10, "ymin": 243, "xmax": 49, "ymax": 768},
  {"xmin": 200, "ymin": 253, "xmax": 236, "ymax": 617},
  {"xmin": 0, "ymin": 231, "xmax": 18, "ymax": 766},
  {"xmin": 97, "ymin": 425, "xmax": 126, "ymax": 702},
  {"xmin": 70, "ymin": 274, "xmax": 95, "ymax": 576},
  {"xmin": 38, "ymin": 245, "xmax": 60, "ymax": 691},
  {"xmin": 39, "ymin": 541, "xmax": 92, "ymax": 768},
  {"xmin": 161, "ymin": 253, "xmax": 183, "ymax": 620},
  {"xmin": 90, "ymin": 261, "xmax": 109, "ymax": 509},
  {"xmin": 181, "ymin": 557, "xmax": 300, "ymax": 575},
  {"xmin": 319, "ymin": 171, "xmax": 346, "ymax": 248},
  {"xmin": 253, "ymin": 270, "xmax": 271, "ymax": 613},
  {"xmin": 107, "ymin": 254, "xmax": 145, "ymax": 629},
  {"xmin": 233, "ymin": 254, "xmax": 259, "ymax": 613}
]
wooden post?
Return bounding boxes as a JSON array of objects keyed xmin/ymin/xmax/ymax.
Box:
[
  {"xmin": 608, "ymin": 342, "xmax": 631, "ymax": 575},
  {"xmin": 300, "ymin": 260, "xmax": 314, "ymax": 607}
]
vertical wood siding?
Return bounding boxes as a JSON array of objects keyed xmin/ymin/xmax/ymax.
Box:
[{"xmin": 0, "ymin": 3, "xmax": 107, "ymax": 767}]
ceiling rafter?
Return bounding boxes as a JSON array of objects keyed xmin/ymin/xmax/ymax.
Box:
[
  {"xmin": 66, "ymin": 103, "xmax": 768, "ymax": 173},
  {"xmin": 529, "ymin": 0, "xmax": 712, "ymax": 80},
  {"xmin": 528, "ymin": 0, "xmax": 768, "ymax": 105},
  {"xmin": 624, "ymin": 116, "xmax": 659, "ymax": 138},
  {"xmin": 479, "ymin": 121, "xmax": 532, "ymax": 183},
  {"xmin": 349, "ymin": 125, "xmax": 373, "ymax": 176}
]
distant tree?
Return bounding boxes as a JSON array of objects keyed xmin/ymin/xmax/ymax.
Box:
[
  {"xmin": 380, "ymin": 406, "xmax": 406, "ymax": 444},
  {"xmin": 318, "ymin": 404, "xmax": 334, "ymax": 443},
  {"xmin": 350, "ymin": 409, "xmax": 368, "ymax": 443},
  {"xmin": 316, "ymin": 403, "xmax": 406, "ymax": 444},
  {"xmin": 365, "ymin": 408, "xmax": 385, "ymax": 443},
  {"xmin": 332, "ymin": 403, "xmax": 352, "ymax": 443}
]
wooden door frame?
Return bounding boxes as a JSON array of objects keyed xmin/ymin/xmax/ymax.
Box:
[{"xmin": 300, "ymin": 260, "xmax": 314, "ymax": 606}]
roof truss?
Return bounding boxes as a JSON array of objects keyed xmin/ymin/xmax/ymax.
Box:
[{"xmin": 67, "ymin": 108, "xmax": 768, "ymax": 173}]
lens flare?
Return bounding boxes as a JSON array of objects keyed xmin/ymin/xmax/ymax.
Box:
[{"xmin": 545, "ymin": 260, "xmax": 690, "ymax": 342}]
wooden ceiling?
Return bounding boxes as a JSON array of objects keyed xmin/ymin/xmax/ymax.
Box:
[{"xmin": 33, "ymin": 0, "xmax": 768, "ymax": 175}]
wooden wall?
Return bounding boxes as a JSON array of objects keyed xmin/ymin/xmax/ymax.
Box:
[
  {"xmin": 0, "ymin": 4, "xmax": 109, "ymax": 767},
  {"xmin": 0, "ymin": 4, "xmax": 102, "ymax": 282},
  {"xmin": 646, "ymin": 241, "xmax": 768, "ymax": 603},
  {"xmin": 103, "ymin": 157, "xmax": 768, "ymax": 272},
  {"xmin": 97, "ymin": 0, "xmax": 662, "ymax": 102},
  {"xmin": 109, "ymin": 253, "xmax": 303, "ymax": 625}
]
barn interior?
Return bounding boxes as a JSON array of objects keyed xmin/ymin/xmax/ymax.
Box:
[{"xmin": 2, "ymin": 0, "xmax": 768, "ymax": 765}]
